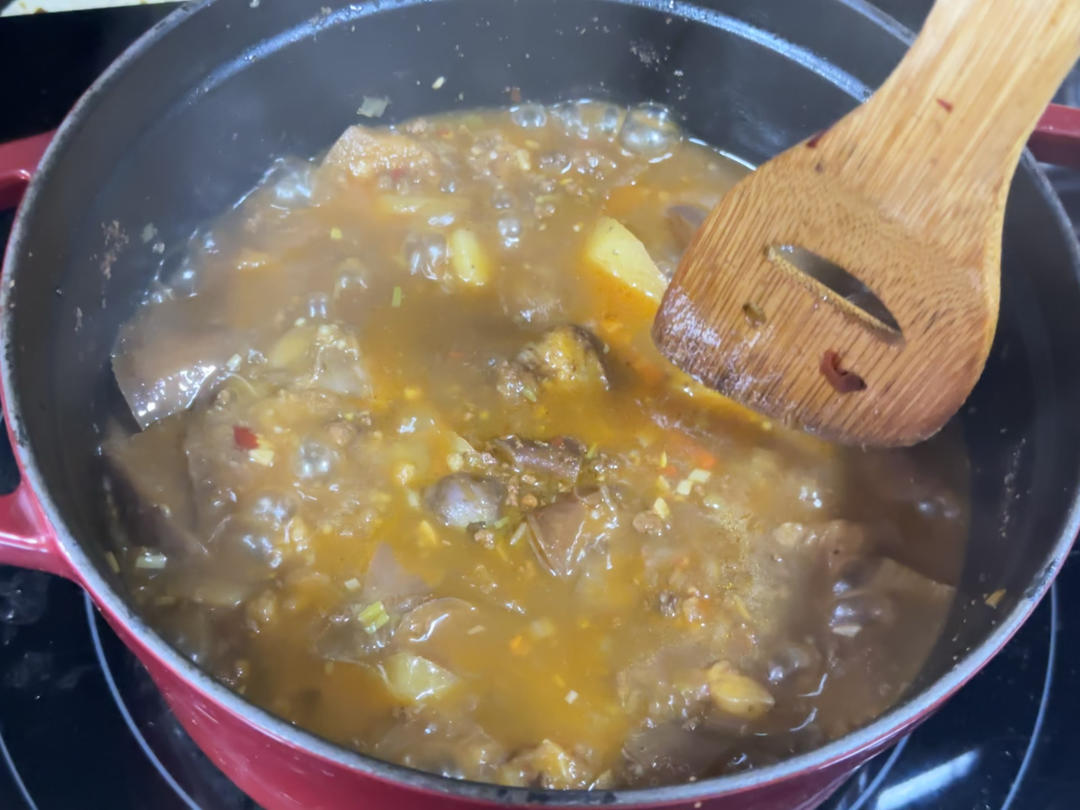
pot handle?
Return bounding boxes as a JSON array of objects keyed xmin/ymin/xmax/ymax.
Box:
[
  {"xmin": 0, "ymin": 130, "xmax": 69, "ymax": 578},
  {"xmin": 1030, "ymin": 103, "xmax": 1080, "ymax": 169},
  {"xmin": 0, "ymin": 482, "xmax": 67, "ymax": 577},
  {"xmin": 0, "ymin": 131, "xmax": 54, "ymax": 211}
]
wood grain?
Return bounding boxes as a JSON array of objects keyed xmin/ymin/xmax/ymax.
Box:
[{"xmin": 654, "ymin": 0, "xmax": 1080, "ymax": 446}]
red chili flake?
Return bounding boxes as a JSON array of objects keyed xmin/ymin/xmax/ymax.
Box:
[
  {"xmin": 508, "ymin": 86, "xmax": 522, "ymax": 104},
  {"xmin": 389, "ymin": 167, "xmax": 406, "ymax": 182},
  {"xmin": 820, "ymin": 350, "xmax": 867, "ymax": 394},
  {"xmin": 233, "ymin": 425, "xmax": 260, "ymax": 450},
  {"xmin": 936, "ymin": 98, "xmax": 954, "ymax": 112},
  {"xmin": 806, "ymin": 129, "xmax": 826, "ymax": 149}
]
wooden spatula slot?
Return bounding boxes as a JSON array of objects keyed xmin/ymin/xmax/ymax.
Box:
[{"xmin": 766, "ymin": 244, "xmax": 904, "ymax": 341}]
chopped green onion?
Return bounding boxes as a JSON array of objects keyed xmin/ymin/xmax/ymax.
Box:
[
  {"xmin": 355, "ymin": 600, "xmax": 390, "ymax": 633},
  {"xmin": 134, "ymin": 548, "xmax": 168, "ymax": 570},
  {"xmin": 344, "ymin": 577, "xmax": 361, "ymax": 591},
  {"xmin": 521, "ymin": 386, "xmax": 537, "ymax": 402},
  {"xmin": 391, "ymin": 286, "xmax": 404, "ymax": 307},
  {"xmin": 249, "ymin": 446, "xmax": 275, "ymax": 466},
  {"xmin": 509, "ymin": 521, "xmax": 531, "ymax": 546},
  {"xmin": 329, "ymin": 226, "xmax": 343, "ymax": 240}
]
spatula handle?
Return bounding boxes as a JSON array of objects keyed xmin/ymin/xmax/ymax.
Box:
[{"xmin": 841, "ymin": 0, "xmax": 1080, "ymax": 222}]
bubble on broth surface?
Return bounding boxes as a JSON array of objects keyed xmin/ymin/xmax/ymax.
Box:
[
  {"xmin": 307, "ymin": 292, "xmax": 330, "ymax": 320},
  {"xmin": 553, "ymin": 100, "xmax": 625, "ymax": 140},
  {"xmin": 405, "ymin": 232, "xmax": 448, "ymax": 281},
  {"xmin": 510, "ymin": 103, "xmax": 548, "ymax": 129},
  {"xmin": 538, "ymin": 151, "xmax": 572, "ymax": 176},
  {"xmin": 766, "ymin": 642, "xmax": 821, "ymax": 685},
  {"xmin": 427, "ymin": 212, "xmax": 457, "ymax": 228},
  {"xmin": 237, "ymin": 529, "xmax": 278, "ymax": 562},
  {"xmin": 250, "ymin": 491, "xmax": 298, "ymax": 528},
  {"xmin": 619, "ymin": 103, "xmax": 681, "ymax": 161},
  {"xmin": 295, "ymin": 439, "xmax": 338, "ymax": 480},
  {"xmin": 266, "ymin": 157, "xmax": 314, "ymax": 205},
  {"xmin": 829, "ymin": 593, "xmax": 896, "ymax": 632},
  {"xmin": 497, "ymin": 217, "xmax": 522, "ymax": 248},
  {"xmin": 490, "ymin": 188, "xmax": 515, "ymax": 210},
  {"xmin": 334, "ymin": 260, "xmax": 370, "ymax": 298}
]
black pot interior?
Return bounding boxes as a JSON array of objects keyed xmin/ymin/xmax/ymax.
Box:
[{"xmin": 7, "ymin": 0, "xmax": 1080, "ymax": 759}]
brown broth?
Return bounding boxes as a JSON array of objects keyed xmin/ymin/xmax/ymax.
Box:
[{"xmin": 104, "ymin": 101, "xmax": 967, "ymax": 789}]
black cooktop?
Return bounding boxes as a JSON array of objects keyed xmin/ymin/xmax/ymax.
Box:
[{"xmin": 0, "ymin": 4, "xmax": 1078, "ymax": 809}]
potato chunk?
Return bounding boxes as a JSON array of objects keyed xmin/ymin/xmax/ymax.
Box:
[
  {"xmin": 448, "ymin": 228, "xmax": 492, "ymax": 286},
  {"xmin": 583, "ymin": 217, "xmax": 667, "ymax": 301},
  {"xmin": 706, "ymin": 662, "xmax": 774, "ymax": 719},
  {"xmin": 321, "ymin": 125, "xmax": 435, "ymax": 182},
  {"xmin": 498, "ymin": 739, "xmax": 587, "ymax": 790},
  {"xmin": 382, "ymin": 653, "xmax": 458, "ymax": 704}
]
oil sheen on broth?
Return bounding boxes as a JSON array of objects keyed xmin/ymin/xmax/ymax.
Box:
[{"xmin": 104, "ymin": 101, "xmax": 967, "ymax": 790}]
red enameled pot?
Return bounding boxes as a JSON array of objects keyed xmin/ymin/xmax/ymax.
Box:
[{"xmin": 2, "ymin": 1, "xmax": 1080, "ymax": 808}]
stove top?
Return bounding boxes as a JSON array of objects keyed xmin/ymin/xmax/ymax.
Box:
[{"xmin": 1, "ymin": 4, "xmax": 1078, "ymax": 809}]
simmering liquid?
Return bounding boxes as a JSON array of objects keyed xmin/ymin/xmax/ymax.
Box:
[{"xmin": 104, "ymin": 101, "xmax": 967, "ymax": 789}]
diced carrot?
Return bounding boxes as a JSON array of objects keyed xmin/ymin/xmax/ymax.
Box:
[
  {"xmin": 693, "ymin": 448, "xmax": 717, "ymax": 470},
  {"xmin": 666, "ymin": 432, "xmax": 717, "ymax": 470},
  {"xmin": 233, "ymin": 425, "xmax": 259, "ymax": 450}
]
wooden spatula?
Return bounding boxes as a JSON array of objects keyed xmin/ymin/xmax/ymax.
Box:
[{"xmin": 653, "ymin": 0, "xmax": 1080, "ymax": 447}]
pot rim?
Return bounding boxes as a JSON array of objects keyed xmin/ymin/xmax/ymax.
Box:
[{"xmin": 3, "ymin": 0, "xmax": 1079, "ymax": 804}]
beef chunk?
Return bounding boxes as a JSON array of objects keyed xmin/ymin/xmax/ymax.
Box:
[
  {"xmin": 424, "ymin": 474, "xmax": 504, "ymax": 529},
  {"xmin": 490, "ymin": 435, "xmax": 585, "ymax": 482},
  {"xmin": 516, "ymin": 325, "xmax": 608, "ymax": 390},
  {"xmin": 103, "ymin": 417, "xmax": 203, "ymax": 556},
  {"xmin": 497, "ymin": 325, "xmax": 608, "ymax": 402},
  {"xmin": 111, "ymin": 297, "xmax": 244, "ymax": 429},
  {"xmin": 526, "ymin": 495, "xmax": 591, "ymax": 577}
]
